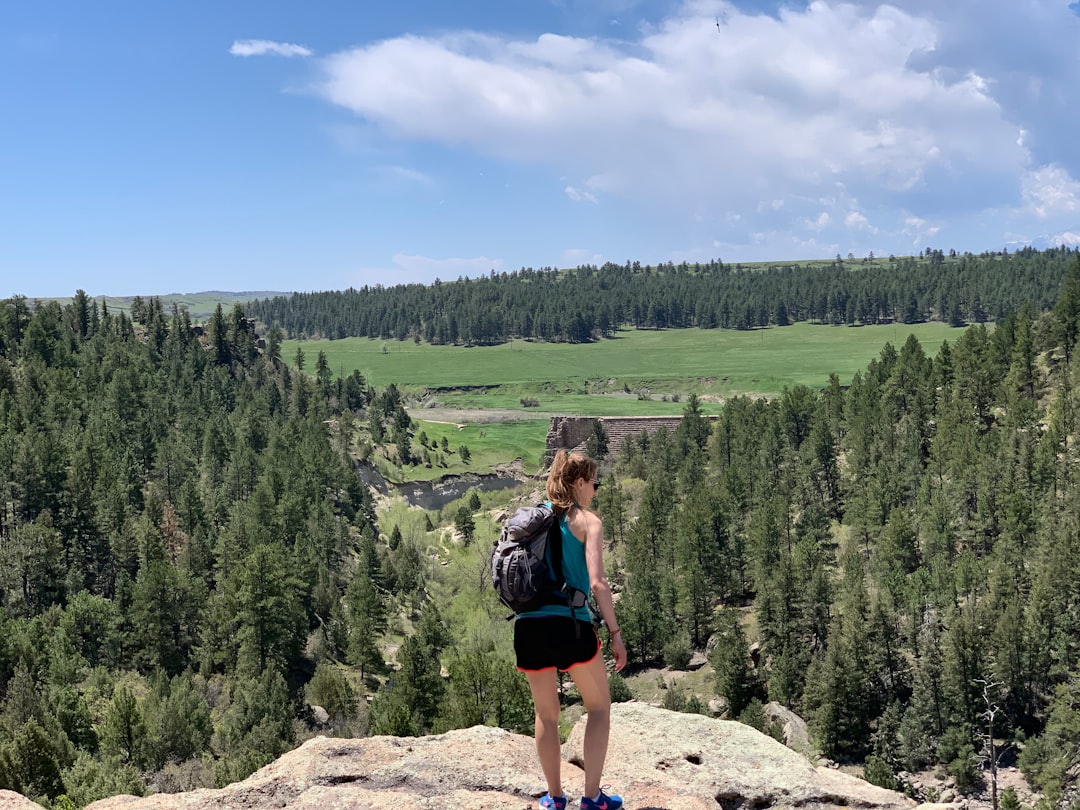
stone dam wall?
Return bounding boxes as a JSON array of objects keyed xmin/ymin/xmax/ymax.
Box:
[{"xmin": 544, "ymin": 415, "xmax": 711, "ymax": 465}]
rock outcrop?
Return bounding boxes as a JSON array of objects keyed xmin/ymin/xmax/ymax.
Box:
[
  {"xmin": 763, "ymin": 700, "xmax": 812, "ymax": 756},
  {"xmin": 0, "ymin": 703, "xmax": 928, "ymax": 810},
  {"xmin": 565, "ymin": 703, "xmax": 913, "ymax": 810}
]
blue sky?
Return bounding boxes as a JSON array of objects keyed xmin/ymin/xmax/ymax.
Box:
[{"xmin": 3, "ymin": 0, "xmax": 1080, "ymax": 298}]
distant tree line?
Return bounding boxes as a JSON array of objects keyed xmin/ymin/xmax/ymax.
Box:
[{"xmin": 246, "ymin": 247, "xmax": 1078, "ymax": 343}]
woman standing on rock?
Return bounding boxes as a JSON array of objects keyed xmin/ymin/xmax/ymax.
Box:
[{"xmin": 515, "ymin": 449, "xmax": 627, "ymax": 810}]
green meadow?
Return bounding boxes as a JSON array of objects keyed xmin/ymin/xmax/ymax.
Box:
[
  {"xmin": 287, "ymin": 322, "xmax": 966, "ymax": 478},
  {"xmin": 288, "ymin": 321, "xmax": 963, "ymax": 401}
]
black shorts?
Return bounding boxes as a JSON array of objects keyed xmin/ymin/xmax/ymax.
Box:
[{"xmin": 514, "ymin": 616, "xmax": 600, "ymax": 672}]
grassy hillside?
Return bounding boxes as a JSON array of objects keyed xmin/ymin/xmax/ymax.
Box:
[{"xmin": 38, "ymin": 290, "xmax": 286, "ymax": 322}]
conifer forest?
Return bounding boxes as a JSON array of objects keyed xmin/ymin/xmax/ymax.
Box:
[{"xmin": 3, "ymin": 250, "xmax": 1080, "ymax": 806}]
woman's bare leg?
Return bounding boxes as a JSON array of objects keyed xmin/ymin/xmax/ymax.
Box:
[
  {"xmin": 568, "ymin": 654, "xmax": 611, "ymax": 799},
  {"xmin": 525, "ymin": 669, "xmax": 564, "ymax": 799}
]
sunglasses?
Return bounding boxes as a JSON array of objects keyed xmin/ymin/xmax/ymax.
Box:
[{"xmin": 591, "ymin": 479, "xmax": 602, "ymax": 490}]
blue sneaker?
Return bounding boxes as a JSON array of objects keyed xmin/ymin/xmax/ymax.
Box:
[
  {"xmin": 539, "ymin": 794, "xmax": 568, "ymax": 810},
  {"xmin": 580, "ymin": 789, "xmax": 622, "ymax": 810}
]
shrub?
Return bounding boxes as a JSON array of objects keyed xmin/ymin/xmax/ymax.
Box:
[
  {"xmin": 947, "ymin": 745, "xmax": 978, "ymax": 794},
  {"xmin": 862, "ymin": 755, "xmax": 900, "ymax": 790},
  {"xmin": 737, "ymin": 699, "xmax": 784, "ymax": 742},
  {"xmin": 308, "ymin": 662, "xmax": 357, "ymax": 724},
  {"xmin": 998, "ymin": 787, "xmax": 1022, "ymax": 810},
  {"xmin": 661, "ymin": 683, "xmax": 687, "ymax": 712},
  {"xmin": 608, "ymin": 673, "xmax": 632, "ymax": 703},
  {"xmin": 684, "ymin": 694, "xmax": 706, "ymax": 715},
  {"xmin": 662, "ymin": 630, "xmax": 693, "ymax": 671}
]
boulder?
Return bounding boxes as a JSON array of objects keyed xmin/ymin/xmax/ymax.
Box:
[
  {"xmin": 687, "ymin": 651, "xmax": 708, "ymax": 670},
  {"xmin": 310, "ymin": 705, "xmax": 330, "ymax": 726},
  {"xmin": 708, "ymin": 696, "xmax": 728, "ymax": 717},
  {"xmin": 763, "ymin": 700, "xmax": 812, "ymax": 755}
]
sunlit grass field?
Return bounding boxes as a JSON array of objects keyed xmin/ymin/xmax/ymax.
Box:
[{"xmin": 287, "ymin": 321, "xmax": 962, "ymax": 401}]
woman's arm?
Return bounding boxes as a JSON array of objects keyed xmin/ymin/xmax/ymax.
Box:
[{"xmin": 583, "ymin": 511, "xmax": 627, "ymax": 671}]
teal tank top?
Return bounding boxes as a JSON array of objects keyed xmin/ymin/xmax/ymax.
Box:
[{"xmin": 517, "ymin": 506, "xmax": 593, "ymax": 620}]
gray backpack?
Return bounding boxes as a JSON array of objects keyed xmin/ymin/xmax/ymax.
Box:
[{"xmin": 491, "ymin": 503, "xmax": 586, "ymax": 614}]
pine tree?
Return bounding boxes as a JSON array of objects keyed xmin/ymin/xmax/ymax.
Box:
[
  {"xmin": 235, "ymin": 542, "xmax": 304, "ymax": 678},
  {"xmin": 673, "ymin": 484, "xmax": 724, "ymax": 646},
  {"xmin": 4, "ymin": 718, "xmax": 66, "ymax": 801},
  {"xmin": 621, "ymin": 464, "xmax": 676, "ymax": 662},
  {"xmin": 214, "ymin": 670, "xmax": 294, "ymax": 785},
  {"xmin": 308, "ymin": 661, "xmax": 357, "ymax": 728},
  {"xmin": 345, "ymin": 563, "xmax": 386, "ymax": 680},
  {"xmin": 711, "ymin": 607, "xmax": 752, "ymax": 717},
  {"xmin": 585, "ymin": 419, "xmax": 610, "ymax": 459},
  {"xmin": 803, "ymin": 553, "xmax": 875, "ymax": 759},
  {"xmin": 1054, "ymin": 256, "xmax": 1080, "ymax": 362},
  {"xmin": 101, "ymin": 686, "xmax": 147, "ymax": 767}
]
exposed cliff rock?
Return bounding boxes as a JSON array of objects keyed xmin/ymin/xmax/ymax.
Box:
[
  {"xmin": 0, "ymin": 704, "xmax": 945, "ymax": 810},
  {"xmin": 545, "ymin": 416, "xmax": 699, "ymax": 465}
]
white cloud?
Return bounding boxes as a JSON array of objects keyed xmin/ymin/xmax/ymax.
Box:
[
  {"xmin": 373, "ymin": 165, "xmax": 433, "ymax": 186},
  {"xmin": 565, "ymin": 186, "xmax": 598, "ymax": 204},
  {"xmin": 303, "ymin": 0, "xmax": 1080, "ymax": 259},
  {"xmin": 230, "ymin": 39, "xmax": 312, "ymax": 58},
  {"xmin": 1049, "ymin": 231, "xmax": 1080, "ymax": 246},
  {"xmin": 1022, "ymin": 165, "xmax": 1080, "ymax": 219},
  {"xmin": 844, "ymin": 0, "xmax": 1080, "ymax": 172},
  {"xmin": 318, "ymin": 5, "xmax": 1018, "ymax": 197},
  {"xmin": 845, "ymin": 211, "xmax": 876, "ymax": 232},
  {"xmin": 901, "ymin": 215, "xmax": 940, "ymax": 244}
]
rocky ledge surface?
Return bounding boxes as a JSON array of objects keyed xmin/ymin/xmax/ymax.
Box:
[{"xmin": 0, "ymin": 703, "xmax": 956, "ymax": 810}]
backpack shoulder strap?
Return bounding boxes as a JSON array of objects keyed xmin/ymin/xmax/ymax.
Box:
[
  {"xmin": 547, "ymin": 506, "xmax": 585, "ymax": 635},
  {"xmin": 547, "ymin": 507, "xmax": 566, "ymax": 588}
]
